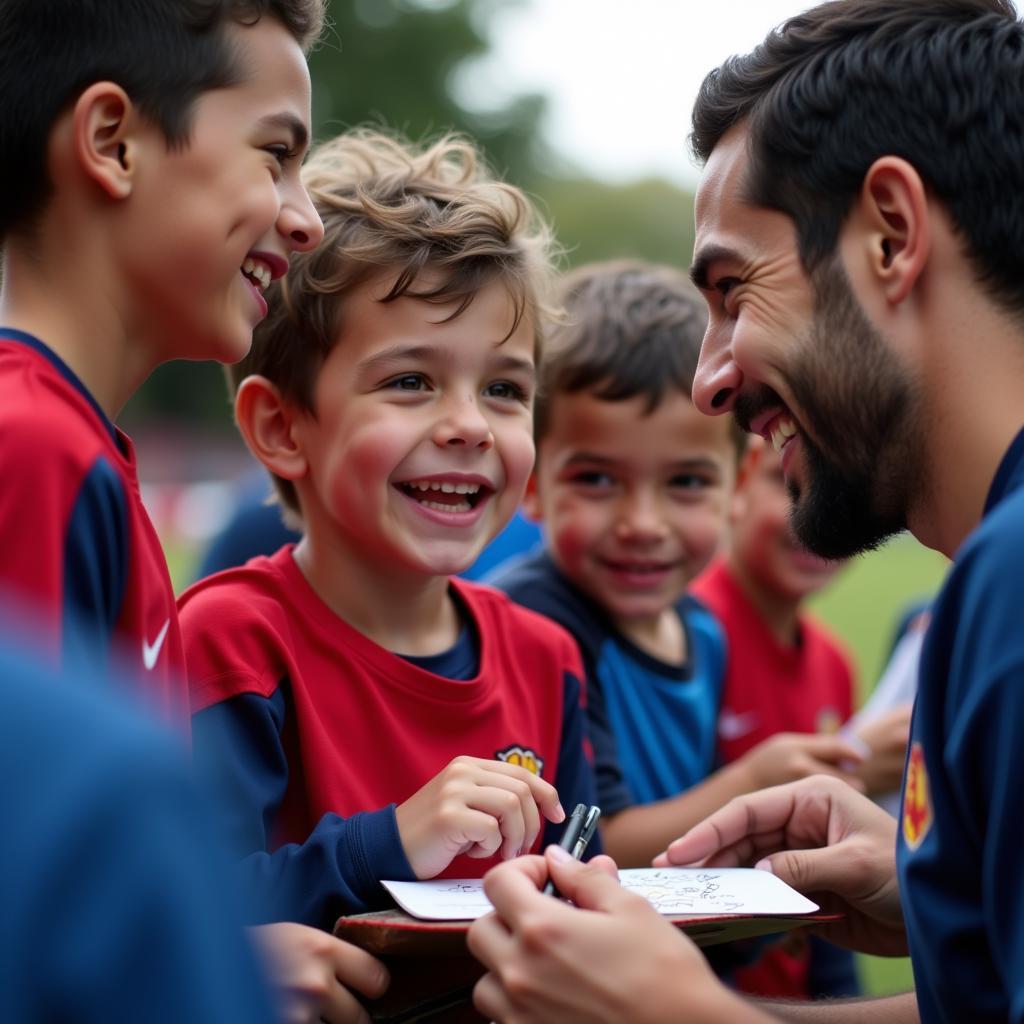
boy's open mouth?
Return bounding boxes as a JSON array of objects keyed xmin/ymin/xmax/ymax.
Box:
[
  {"xmin": 397, "ymin": 479, "xmax": 489, "ymax": 514},
  {"xmin": 241, "ymin": 256, "xmax": 272, "ymax": 293}
]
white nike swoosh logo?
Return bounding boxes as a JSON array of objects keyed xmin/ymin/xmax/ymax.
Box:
[
  {"xmin": 718, "ymin": 709, "xmax": 760, "ymax": 741},
  {"xmin": 142, "ymin": 618, "xmax": 171, "ymax": 671}
]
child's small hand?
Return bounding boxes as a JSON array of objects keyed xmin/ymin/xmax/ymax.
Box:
[
  {"xmin": 738, "ymin": 732, "xmax": 866, "ymax": 792},
  {"xmin": 855, "ymin": 705, "xmax": 913, "ymax": 794},
  {"xmin": 395, "ymin": 756, "xmax": 565, "ymax": 879}
]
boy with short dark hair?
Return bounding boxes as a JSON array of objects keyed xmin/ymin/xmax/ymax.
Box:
[
  {"xmin": 0, "ymin": 6, "xmax": 393, "ymax": 1020},
  {"xmin": 494, "ymin": 260, "xmax": 864, "ymax": 869},
  {"xmin": 178, "ymin": 129, "xmax": 598, "ymax": 931},
  {"xmin": 0, "ymin": 0, "xmax": 323, "ymax": 705}
]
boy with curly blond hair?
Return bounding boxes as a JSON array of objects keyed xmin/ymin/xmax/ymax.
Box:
[{"xmin": 178, "ymin": 129, "xmax": 598, "ymax": 931}]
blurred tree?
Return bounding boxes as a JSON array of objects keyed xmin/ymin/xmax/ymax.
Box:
[
  {"xmin": 540, "ymin": 176, "xmax": 696, "ymax": 273},
  {"xmin": 122, "ymin": 0, "xmax": 699, "ymax": 434},
  {"xmin": 124, "ymin": 0, "xmax": 547, "ymax": 430}
]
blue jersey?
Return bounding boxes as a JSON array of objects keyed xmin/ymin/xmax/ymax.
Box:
[
  {"xmin": 896, "ymin": 428, "xmax": 1024, "ymax": 1023},
  {"xmin": 494, "ymin": 552, "xmax": 726, "ymax": 814},
  {"xmin": 0, "ymin": 636, "xmax": 276, "ymax": 1024}
]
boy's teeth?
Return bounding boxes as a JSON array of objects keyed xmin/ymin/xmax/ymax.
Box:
[
  {"xmin": 421, "ymin": 499, "xmax": 472, "ymax": 513},
  {"xmin": 242, "ymin": 257, "xmax": 271, "ymax": 292},
  {"xmin": 407, "ymin": 480, "xmax": 481, "ymax": 495}
]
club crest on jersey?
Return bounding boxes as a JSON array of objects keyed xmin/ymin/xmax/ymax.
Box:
[
  {"xmin": 495, "ymin": 744, "xmax": 544, "ymax": 777},
  {"xmin": 902, "ymin": 742, "xmax": 933, "ymax": 851}
]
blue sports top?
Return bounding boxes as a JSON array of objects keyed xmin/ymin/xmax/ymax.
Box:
[
  {"xmin": 0, "ymin": 635, "xmax": 276, "ymax": 1024},
  {"xmin": 896, "ymin": 427, "xmax": 1024, "ymax": 1024},
  {"xmin": 493, "ymin": 551, "xmax": 726, "ymax": 814}
]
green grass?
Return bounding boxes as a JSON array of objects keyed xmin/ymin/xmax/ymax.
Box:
[{"xmin": 808, "ymin": 532, "xmax": 948, "ymax": 997}]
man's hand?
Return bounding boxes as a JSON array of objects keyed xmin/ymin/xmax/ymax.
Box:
[
  {"xmin": 251, "ymin": 922, "xmax": 389, "ymax": 1024},
  {"xmin": 655, "ymin": 774, "xmax": 908, "ymax": 956},
  {"xmin": 468, "ymin": 848, "xmax": 767, "ymax": 1023},
  {"xmin": 396, "ymin": 756, "xmax": 565, "ymax": 878}
]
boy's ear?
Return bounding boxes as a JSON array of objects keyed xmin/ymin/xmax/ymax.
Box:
[
  {"xmin": 850, "ymin": 156, "xmax": 930, "ymax": 306},
  {"xmin": 521, "ymin": 470, "xmax": 544, "ymax": 522},
  {"xmin": 234, "ymin": 376, "xmax": 308, "ymax": 482},
  {"xmin": 71, "ymin": 82, "xmax": 139, "ymax": 201}
]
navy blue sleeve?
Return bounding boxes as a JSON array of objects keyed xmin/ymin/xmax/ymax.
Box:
[
  {"xmin": 63, "ymin": 455, "xmax": 127, "ymax": 673},
  {"xmin": 192, "ymin": 686, "xmax": 416, "ymax": 930},
  {"xmin": 544, "ymin": 669, "xmax": 603, "ymax": 856},
  {"xmin": 0, "ymin": 644, "xmax": 278, "ymax": 1024},
  {"xmin": 194, "ymin": 494, "xmax": 298, "ymax": 581}
]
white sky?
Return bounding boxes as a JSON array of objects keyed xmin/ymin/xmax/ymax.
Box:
[{"xmin": 465, "ymin": 0, "xmax": 816, "ymax": 188}]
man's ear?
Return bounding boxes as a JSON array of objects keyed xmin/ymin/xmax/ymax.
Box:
[
  {"xmin": 853, "ymin": 156, "xmax": 931, "ymax": 305},
  {"xmin": 521, "ymin": 470, "xmax": 544, "ymax": 522},
  {"xmin": 234, "ymin": 376, "xmax": 308, "ymax": 482},
  {"xmin": 71, "ymin": 82, "xmax": 140, "ymax": 201}
]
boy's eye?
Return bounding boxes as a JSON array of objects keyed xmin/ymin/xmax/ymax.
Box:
[
  {"xmin": 385, "ymin": 373, "xmax": 428, "ymax": 392},
  {"xmin": 570, "ymin": 470, "xmax": 615, "ymax": 488},
  {"xmin": 669, "ymin": 473, "xmax": 714, "ymax": 495},
  {"xmin": 485, "ymin": 380, "xmax": 529, "ymax": 403},
  {"xmin": 265, "ymin": 144, "xmax": 295, "ymax": 167}
]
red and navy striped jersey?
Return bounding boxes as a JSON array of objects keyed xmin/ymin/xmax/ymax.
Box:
[
  {"xmin": 0, "ymin": 330, "xmax": 186, "ymax": 725},
  {"xmin": 179, "ymin": 548, "xmax": 597, "ymax": 927}
]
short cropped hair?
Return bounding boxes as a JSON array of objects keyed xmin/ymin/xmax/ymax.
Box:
[
  {"xmin": 0, "ymin": 0, "xmax": 324, "ymax": 240},
  {"xmin": 235, "ymin": 127, "xmax": 561, "ymax": 519},
  {"xmin": 691, "ymin": 0, "xmax": 1024, "ymax": 315},
  {"xmin": 535, "ymin": 260, "xmax": 746, "ymax": 457}
]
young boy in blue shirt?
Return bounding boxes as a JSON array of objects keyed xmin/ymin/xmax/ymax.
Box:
[
  {"xmin": 0, "ymin": 5, "xmax": 389, "ymax": 1019},
  {"xmin": 178, "ymin": 129, "xmax": 598, "ymax": 931},
  {"xmin": 494, "ymin": 260, "xmax": 864, "ymax": 868}
]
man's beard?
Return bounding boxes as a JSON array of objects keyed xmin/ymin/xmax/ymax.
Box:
[{"xmin": 737, "ymin": 261, "xmax": 924, "ymax": 560}]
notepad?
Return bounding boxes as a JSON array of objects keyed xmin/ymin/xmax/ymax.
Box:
[{"xmin": 381, "ymin": 866, "xmax": 819, "ymax": 921}]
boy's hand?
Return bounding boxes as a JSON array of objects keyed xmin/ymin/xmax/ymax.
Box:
[
  {"xmin": 855, "ymin": 705, "xmax": 913, "ymax": 794},
  {"xmin": 736, "ymin": 731, "xmax": 866, "ymax": 791},
  {"xmin": 251, "ymin": 922, "xmax": 389, "ymax": 1024},
  {"xmin": 395, "ymin": 756, "xmax": 565, "ymax": 878},
  {"xmin": 654, "ymin": 774, "xmax": 908, "ymax": 956}
]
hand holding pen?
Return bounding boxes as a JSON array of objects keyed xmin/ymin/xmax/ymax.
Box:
[{"xmin": 542, "ymin": 802, "xmax": 601, "ymax": 897}]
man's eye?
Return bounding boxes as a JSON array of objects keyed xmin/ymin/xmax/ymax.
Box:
[{"xmin": 715, "ymin": 277, "xmax": 740, "ymax": 297}]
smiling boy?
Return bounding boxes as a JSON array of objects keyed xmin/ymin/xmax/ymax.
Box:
[
  {"xmin": 0, "ymin": 1, "xmax": 322, "ymax": 698},
  {"xmin": 494, "ymin": 261, "xmax": 864, "ymax": 869},
  {"xmin": 178, "ymin": 129, "xmax": 597, "ymax": 930}
]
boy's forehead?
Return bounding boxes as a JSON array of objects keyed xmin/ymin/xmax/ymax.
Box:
[
  {"xmin": 218, "ymin": 16, "xmax": 312, "ymax": 126},
  {"xmin": 542, "ymin": 389, "xmax": 736, "ymax": 461}
]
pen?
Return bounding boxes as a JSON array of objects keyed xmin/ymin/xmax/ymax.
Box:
[{"xmin": 542, "ymin": 802, "xmax": 601, "ymax": 897}]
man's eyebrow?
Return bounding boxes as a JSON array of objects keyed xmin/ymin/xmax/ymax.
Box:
[
  {"xmin": 689, "ymin": 244, "xmax": 739, "ymax": 291},
  {"xmin": 257, "ymin": 112, "xmax": 309, "ymax": 151}
]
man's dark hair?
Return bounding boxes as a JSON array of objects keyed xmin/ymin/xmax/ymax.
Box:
[
  {"xmin": 0, "ymin": 0, "xmax": 324, "ymax": 240},
  {"xmin": 691, "ymin": 0, "xmax": 1024, "ymax": 314},
  {"xmin": 535, "ymin": 260, "xmax": 746, "ymax": 457}
]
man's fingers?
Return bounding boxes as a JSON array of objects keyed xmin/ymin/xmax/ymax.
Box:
[
  {"xmin": 544, "ymin": 847, "xmax": 637, "ymax": 914},
  {"xmin": 473, "ymin": 970, "xmax": 515, "ymax": 1022},
  {"xmin": 656, "ymin": 785, "xmax": 804, "ymax": 866},
  {"xmin": 330, "ymin": 941, "xmax": 389, "ymax": 999}
]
